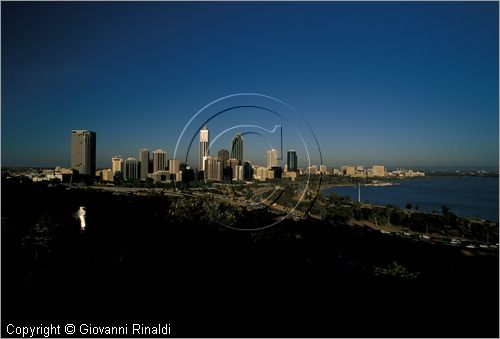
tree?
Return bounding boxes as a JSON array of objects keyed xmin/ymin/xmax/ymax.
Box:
[
  {"xmin": 144, "ymin": 177, "xmax": 155, "ymax": 188},
  {"xmin": 385, "ymin": 206, "xmax": 395, "ymax": 227},
  {"xmin": 325, "ymin": 206, "xmax": 352, "ymax": 224},
  {"xmin": 113, "ymin": 171, "xmax": 124, "ymax": 186},
  {"xmin": 83, "ymin": 175, "xmax": 95, "ymax": 186},
  {"xmin": 352, "ymin": 201, "xmax": 362, "ymax": 220},
  {"xmin": 50, "ymin": 178, "xmax": 61, "ymax": 185},
  {"xmin": 373, "ymin": 261, "xmax": 420, "ymax": 280},
  {"xmin": 124, "ymin": 178, "xmax": 140, "ymax": 187},
  {"xmin": 329, "ymin": 192, "xmax": 340, "ymax": 205}
]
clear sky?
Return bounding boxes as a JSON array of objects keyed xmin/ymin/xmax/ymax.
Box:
[{"xmin": 2, "ymin": 1, "xmax": 498, "ymax": 169}]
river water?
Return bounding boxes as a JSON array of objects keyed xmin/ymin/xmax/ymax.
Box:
[{"xmin": 323, "ymin": 176, "xmax": 499, "ymax": 222}]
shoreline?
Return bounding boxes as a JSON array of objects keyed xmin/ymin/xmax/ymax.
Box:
[
  {"xmin": 320, "ymin": 182, "xmax": 399, "ymax": 191},
  {"xmin": 319, "ymin": 177, "xmax": 499, "ymax": 222}
]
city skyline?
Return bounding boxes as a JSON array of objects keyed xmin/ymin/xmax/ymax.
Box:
[
  {"xmin": 2, "ymin": 2, "xmax": 498, "ymax": 169},
  {"xmin": 5, "ymin": 125, "xmax": 500, "ymax": 172}
]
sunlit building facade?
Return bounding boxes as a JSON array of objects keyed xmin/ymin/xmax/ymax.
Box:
[
  {"xmin": 204, "ymin": 156, "xmax": 222, "ymax": 181},
  {"xmin": 199, "ymin": 125, "xmax": 209, "ymax": 170},
  {"xmin": 267, "ymin": 149, "xmax": 278, "ymax": 168},
  {"xmin": 169, "ymin": 159, "xmax": 181, "ymax": 181},
  {"xmin": 153, "ymin": 149, "xmax": 167, "ymax": 173},
  {"xmin": 372, "ymin": 165, "xmax": 385, "ymax": 177},
  {"xmin": 112, "ymin": 156, "xmax": 124, "ymax": 174}
]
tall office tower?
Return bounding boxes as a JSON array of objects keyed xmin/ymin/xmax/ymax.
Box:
[
  {"xmin": 148, "ymin": 159, "xmax": 154, "ymax": 173},
  {"xmin": 199, "ymin": 125, "xmax": 209, "ymax": 171},
  {"xmin": 217, "ymin": 149, "xmax": 230, "ymax": 180},
  {"xmin": 217, "ymin": 149, "xmax": 229, "ymax": 163},
  {"xmin": 124, "ymin": 157, "xmax": 138, "ymax": 180},
  {"xmin": 243, "ymin": 161, "xmax": 253, "ymax": 180},
  {"xmin": 112, "ymin": 156, "xmax": 124, "ymax": 174},
  {"xmin": 267, "ymin": 149, "xmax": 279, "ymax": 168},
  {"xmin": 286, "ymin": 150, "xmax": 298, "ymax": 172},
  {"xmin": 230, "ymin": 134, "xmax": 244, "ymax": 164},
  {"xmin": 139, "ymin": 148, "xmax": 149, "ymax": 179},
  {"xmin": 204, "ymin": 156, "xmax": 222, "ymax": 181},
  {"xmin": 71, "ymin": 130, "xmax": 96, "ymax": 175},
  {"xmin": 227, "ymin": 158, "xmax": 239, "ymax": 180},
  {"xmin": 235, "ymin": 165, "xmax": 244, "ymax": 181},
  {"xmin": 152, "ymin": 149, "xmax": 167, "ymax": 173},
  {"xmin": 169, "ymin": 159, "xmax": 181, "ymax": 181}
]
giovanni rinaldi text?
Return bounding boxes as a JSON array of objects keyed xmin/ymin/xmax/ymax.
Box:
[{"xmin": 6, "ymin": 323, "xmax": 172, "ymax": 337}]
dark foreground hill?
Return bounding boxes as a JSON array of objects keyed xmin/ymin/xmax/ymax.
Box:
[{"xmin": 2, "ymin": 180, "xmax": 498, "ymax": 337}]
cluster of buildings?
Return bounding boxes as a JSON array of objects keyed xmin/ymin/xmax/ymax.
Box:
[
  {"xmin": 13, "ymin": 167, "xmax": 73, "ymax": 182},
  {"xmin": 387, "ymin": 168, "xmax": 426, "ymax": 178},
  {"xmin": 197, "ymin": 126, "xmax": 302, "ymax": 182},
  {"xmin": 70, "ymin": 127, "xmax": 302, "ymax": 184},
  {"xmin": 315, "ymin": 165, "xmax": 425, "ymax": 178},
  {"xmin": 101, "ymin": 150, "xmax": 181, "ymax": 183},
  {"xmin": 12, "ymin": 129, "xmax": 422, "ymax": 185},
  {"xmin": 326, "ymin": 165, "xmax": 387, "ymax": 177}
]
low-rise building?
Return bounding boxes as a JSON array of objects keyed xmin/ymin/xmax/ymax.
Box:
[
  {"xmin": 96, "ymin": 169, "xmax": 114, "ymax": 181},
  {"xmin": 341, "ymin": 166, "xmax": 355, "ymax": 176},
  {"xmin": 372, "ymin": 165, "xmax": 385, "ymax": 177}
]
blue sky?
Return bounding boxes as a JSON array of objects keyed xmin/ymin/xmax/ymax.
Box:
[{"xmin": 2, "ymin": 1, "xmax": 498, "ymax": 169}]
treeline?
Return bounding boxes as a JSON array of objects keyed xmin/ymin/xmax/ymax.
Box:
[
  {"xmin": 315, "ymin": 192, "xmax": 498, "ymax": 242},
  {"xmin": 2, "ymin": 177, "xmax": 499, "ymax": 337}
]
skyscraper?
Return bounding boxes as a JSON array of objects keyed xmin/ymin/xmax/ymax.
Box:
[
  {"xmin": 218, "ymin": 149, "xmax": 229, "ymax": 164},
  {"xmin": 243, "ymin": 161, "xmax": 253, "ymax": 180},
  {"xmin": 124, "ymin": 157, "xmax": 139, "ymax": 180},
  {"xmin": 204, "ymin": 156, "xmax": 222, "ymax": 181},
  {"xmin": 227, "ymin": 158, "xmax": 239, "ymax": 180},
  {"xmin": 287, "ymin": 150, "xmax": 298, "ymax": 172},
  {"xmin": 139, "ymin": 148, "xmax": 149, "ymax": 179},
  {"xmin": 152, "ymin": 149, "xmax": 167, "ymax": 173},
  {"xmin": 199, "ymin": 125, "xmax": 209, "ymax": 171},
  {"xmin": 267, "ymin": 149, "xmax": 279, "ymax": 168},
  {"xmin": 112, "ymin": 156, "xmax": 124, "ymax": 174},
  {"xmin": 235, "ymin": 165, "xmax": 244, "ymax": 181},
  {"xmin": 218, "ymin": 149, "xmax": 231, "ymax": 181},
  {"xmin": 169, "ymin": 159, "xmax": 181, "ymax": 181},
  {"xmin": 231, "ymin": 133, "xmax": 244, "ymax": 164},
  {"xmin": 71, "ymin": 130, "xmax": 96, "ymax": 175}
]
